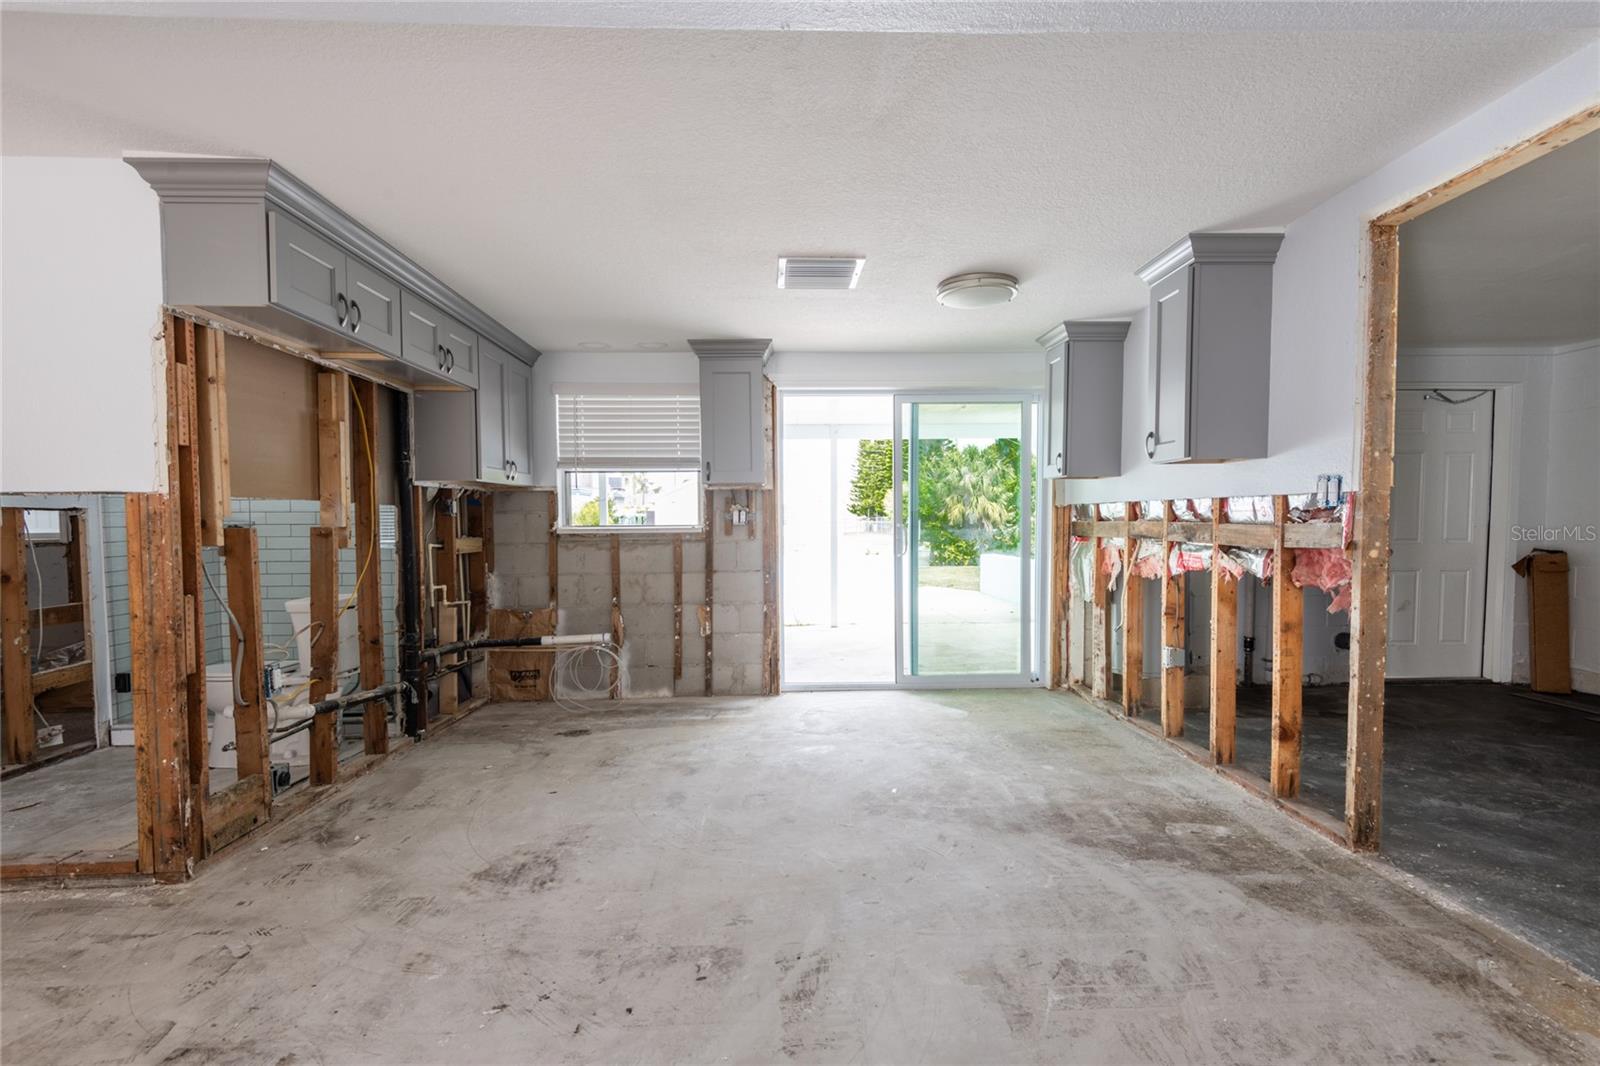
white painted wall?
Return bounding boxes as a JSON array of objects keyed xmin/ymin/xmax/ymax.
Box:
[
  {"xmin": 1, "ymin": 156, "xmax": 165, "ymax": 493},
  {"xmin": 1061, "ymin": 41, "xmax": 1600, "ymax": 508}
]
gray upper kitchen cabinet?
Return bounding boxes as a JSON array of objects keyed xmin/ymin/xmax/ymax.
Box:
[
  {"xmin": 402, "ymin": 292, "xmax": 479, "ymax": 389},
  {"xmin": 345, "ymin": 258, "xmax": 403, "ymax": 358},
  {"xmin": 1135, "ymin": 232, "xmax": 1283, "ymax": 464},
  {"xmin": 437, "ymin": 312, "xmax": 479, "ymax": 391},
  {"xmin": 1036, "ymin": 320, "xmax": 1130, "ymax": 478},
  {"xmin": 502, "ymin": 355, "xmax": 532, "ymax": 485},
  {"xmin": 268, "ymin": 211, "xmax": 348, "ymax": 335},
  {"xmin": 126, "ymin": 157, "xmax": 540, "ymax": 385},
  {"xmin": 413, "ymin": 336, "xmax": 532, "ymax": 486},
  {"xmin": 269, "ymin": 211, "xmax": 403, "ymax": 359},
  {"xmin": 690, "ymin": 339, "xmax": 773, "ymax": 487}
]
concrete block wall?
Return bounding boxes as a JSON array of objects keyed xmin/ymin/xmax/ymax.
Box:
[{"xmin": 491, "ymin": 488, "xmax": 768, "ymax": 700}]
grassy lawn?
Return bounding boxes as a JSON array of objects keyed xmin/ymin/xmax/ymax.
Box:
[{"xmin": 919, "ymin": 565, "xmax": 980, "ymax": 591}]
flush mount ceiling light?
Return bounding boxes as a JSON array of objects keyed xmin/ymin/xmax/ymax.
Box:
[
  {"xmin": 935, "ymin": 272, "xmax": 1019, "ymax": 309},
  {"xmin": 778, "ymin": 257, "xmax": 865, "ymax": 290}
]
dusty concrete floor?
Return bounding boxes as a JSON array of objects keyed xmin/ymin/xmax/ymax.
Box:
[{"xmin": 4, "ymin": 690, "xmax": 1599, "ymax": 1065}]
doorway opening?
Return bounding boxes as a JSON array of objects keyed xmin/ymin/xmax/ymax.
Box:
[{"xmin": 779, "ymin": 393, "xmax": 895, "ymax": 687}]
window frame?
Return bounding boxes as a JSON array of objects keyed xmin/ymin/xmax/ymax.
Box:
[{"xmin": 555, "ymin": 467, "xmax": 705, "ymax": 535}]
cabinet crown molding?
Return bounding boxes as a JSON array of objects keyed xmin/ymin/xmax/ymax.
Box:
[
  {"xmin": 1135, "ymin": 232, "xmax": 1285, "ymax": 285},
  {"xmin": 125, "ymin": 154, "xmax": 540, "ymax": 367},
  {"xmin": 688, "ymin": 338, "xmax": 774, "ymax": 362},
  {"xmin": 1036, "ymin": 320, "xmax": 1132, "ymax": 348}
]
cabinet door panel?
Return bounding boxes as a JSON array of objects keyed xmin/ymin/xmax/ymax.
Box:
[
  {"xmin": 438, "ymin": 314, "xmax": 479, "ymax": 390},
  {"xmin": 1044, "ymin": 343, "xmax": 1066, "ymax": 478},
  {"xmin": 345, "ymin": 258, "xmax": 403, "ymax": 358},
  {"xmin": 503, "ymin": 357, "xmax": 533, "ymax": 485},
  {"xmin": 476, "ymin": 342, "xmax": 507, "ymax": 482},
  {"xmin": 269, "ymin": 211, "xmax": 346, "ymax": 333},
  {"xmin": 400, "ymin": 291, "xmax": 448, "ymax": 373},
  {"xmin": 700, "ymin": 358, "xmax": 764, "ymax": 485},
  {"xmin": 1149, "ymin": 267, "xmax": 1191, "ymax": 463}
]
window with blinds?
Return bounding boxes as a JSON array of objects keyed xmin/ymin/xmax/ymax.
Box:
[
  {"xmin": 555, "ymin": 385, "xmax": 703, "ymax": 530},
  {"xmin": 555, "ymin": 386, "xmax": 701, "ymax": 471}
]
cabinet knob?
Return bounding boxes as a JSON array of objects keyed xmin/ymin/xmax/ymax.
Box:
[
  {"xmin": 348, "ymin": 301, "xmax": 361, "ymax": 333},
  {"xmin": 335, "ymin": 293, "xmax": 348, "ymax": 327}
]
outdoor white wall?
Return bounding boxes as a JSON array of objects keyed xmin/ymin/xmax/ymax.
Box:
[
  {"xmin": 1062, "ymin": 40, "xmax": 1600, "ymax": 508},
  {"xmin": 1, "ymin": 156, "xmax": 165, "ymax": 493},
  {"xmin": 528, "ymin": 350, "xmax": 700, "ymax": 488}
]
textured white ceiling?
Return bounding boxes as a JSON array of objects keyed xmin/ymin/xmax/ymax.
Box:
[
  {"xmin": 2, "ymin": 10, "xmax": 1595, "ymax": 353},
  {"xmin": 1400, "ymin": 130, "xmax": 1600, "ymax": 349}
]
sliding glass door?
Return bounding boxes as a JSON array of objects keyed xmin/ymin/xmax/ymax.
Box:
[{"xmin": 893, "ymin": 395, "xmax": 1035, "ymax": 686}]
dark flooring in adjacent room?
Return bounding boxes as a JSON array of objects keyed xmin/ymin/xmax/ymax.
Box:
[
  {"xmin": 1172, "ymin": 680, "xmax": 1600, "ymax": 979},
  {"xmin": 4, "ymin": 690, "xmax": 1599, "ymax": 1064}
]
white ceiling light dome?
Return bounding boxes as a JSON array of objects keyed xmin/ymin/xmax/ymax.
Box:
[{"xmin": 936, "ymin": 272, "xmax": 1019, "ymax": 309}]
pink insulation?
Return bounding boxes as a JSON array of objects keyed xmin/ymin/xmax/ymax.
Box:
[{"xmin": 1291, "ymin": 548, "xmax": 1354, "ymax": 613}]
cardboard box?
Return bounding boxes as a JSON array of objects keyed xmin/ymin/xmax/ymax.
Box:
[
  {"xmin": 1512, "ymin": 550, "xmax": 1570, "ymax": 694},
  {"xmin": 488, "ymin": 608, "xmax": 556, "ymax": 702}
]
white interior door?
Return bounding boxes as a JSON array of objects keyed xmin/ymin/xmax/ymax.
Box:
[{"xmin": 1388, "ymin": 388, "xmax": 1493, "ymax": 678}]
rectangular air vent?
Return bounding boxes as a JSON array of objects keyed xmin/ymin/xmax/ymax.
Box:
[{"xmin": 777, "ymin": 257, "xmax": 864, "ymax": 290}]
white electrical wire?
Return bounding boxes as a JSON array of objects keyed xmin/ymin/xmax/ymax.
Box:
[
  {"xmin": 549, "ymin": 643, "xmax": 626, "ymax": 712},
  {"xmin": 201, "ymin": 554, "xmax": 247, "ymax": 708}
]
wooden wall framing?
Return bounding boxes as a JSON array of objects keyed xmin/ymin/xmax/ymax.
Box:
[{"xmin": 1053, "ymin": 104, "xmax": 1600, "ymax": 853}]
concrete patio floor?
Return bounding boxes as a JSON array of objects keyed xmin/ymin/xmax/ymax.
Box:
[{"xmin": 2, "ymin": 689, "xmax": 1597, "ymax": 1064}]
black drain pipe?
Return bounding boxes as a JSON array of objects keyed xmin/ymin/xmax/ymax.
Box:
[{"xmin": 395, "ymin": 390, "xmax": 426, "ymax": 739}]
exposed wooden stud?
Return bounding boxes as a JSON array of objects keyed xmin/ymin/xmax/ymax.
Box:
[
  {"xmin": 1374, "ymin": 105, "xmax": 1600, "ymax": 226},
  {"xmin": 64, "ymin": 511, "xmax": 85, "ymax": 606},
  {"xmin": 672, "ymin": 537, "xmax": 684, "ymax": 681},
  {"xmin": 30, "ymin": 661, "xmax": 92, "ymax": 696},
  {"xmin": 223, "ymin": 526, "xmax": 271, "ymax": 804},
  {"xmin": 704, "ymin": 488, "xmax": 715, "ymax": 695},
  {"xmin": 546, "ymin": 490, "xmax": 560, "ymax": 610},
  {"xmin": 1209, "ymin": 498, "xmax": 1238, "ymax": 764},
  {"xmin": 1, "ymin": 508, "xmax": 34, "ymax": 766},
  {"xmin": 609, "ymin": 533, "xmax": 622, "ymax": 699},
  {"xmin": 1160, "ymin": 502, "xmax": 1184, "ymax": 738},
  {"xmin": 350, "ymin": 376, "xmax": 387, "ymax": 756},
  {"xmin": 316, "ymin": 372, "xmax": 352, "ymax": 538},
  {"xmin": 36, "ymin": 602, "xmax": 85, "ymax": 628},
  {"xmin": 1049, "ymin": 503, "xmax": 1066, "ymax": 689},
  {"xmin": 194, "ymin": 327, "xmax": 231, "ymax": 546},
  {"xmin": 438, "ymin": 607, "xmax": 460, "ymax": 716},
  {"xmin": 1121, "ymin": 502, "xmax": 1142, "ymax": 717},
  {"xmin": 204, "ymin": 776, "xmax": 269, "ymax": 855},
  {"xmin": 1271, "ymin": 494, "xmax": 1303, "ymax": 798},
  {"xmin": 126, "ymin": 490, "xmax": 193, "ymax": 880},
  {"xmin": 761, "ymin": 488, "xmax": 780, "ymax": 695},
  {"xmin": 1347, "ymin": 220, "xmax": 1402, "ymax": 850},
  {"xmin": 308, "ymin": 526, "xmax": 338, "ymax": 786},
  {"xmin": 173, "ymin": 317, "xmax": 209, "ymax": 850},
  {"xmin": 1090, "ymin": 524, "xmax": 1111, "ymax": 701},
  {"xmin": 1066, "ymin": 514, "xmax": 1083, "ymax": 691}
]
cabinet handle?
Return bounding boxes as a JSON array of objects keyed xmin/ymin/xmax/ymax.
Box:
[
  {"xmin": 705, "ymin": 460, "xmax": 711, "ymax": 479},
  {"xmin": 436, "ymin": 344, "xmax": 447, "ymax": 370},
  {"xmin": 446, "ymin": 348, "xmax": 455, "ymax": 373},
  {"xmin": 1145, "ymin": 431, "xmax": 1157, "ymax": 459},
  {"xmin": 348, "ymin": 301, "xmax": 361, "ymax": 333},
  {"xmin": 335, "ymin": 293, "xmax": 348, "ymax": 326}
]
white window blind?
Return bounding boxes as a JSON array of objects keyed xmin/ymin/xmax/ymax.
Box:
[{"xmin": 556, "ymin": 385, "xmax": 701, "ymax": 471}]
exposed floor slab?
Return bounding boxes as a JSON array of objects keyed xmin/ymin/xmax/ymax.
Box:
[
  {"xmin": 3, "ymin": 690, "xmax": 1598, "ymax": 1064},
  {"xmin": 1167, "ymin": 680, "xmax": 1600, "ymax": 979}
]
